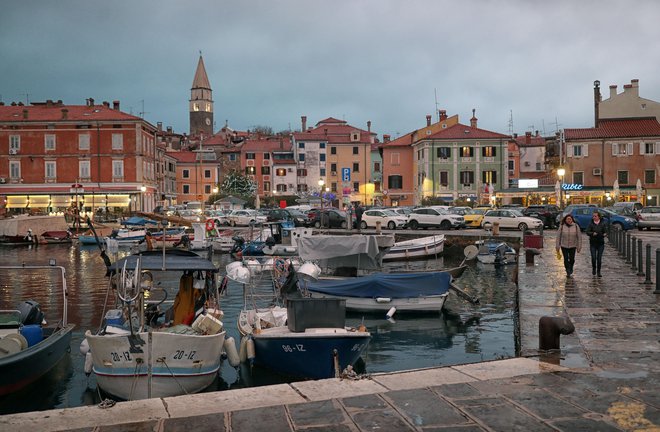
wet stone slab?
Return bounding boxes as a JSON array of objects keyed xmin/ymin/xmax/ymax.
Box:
[
  {"xmin": 549, "ymin": 418, "xmax": 624, "ymax": 432},
  {"xmin": 382, "ymin": 388, "xmax": 470, "ymax": 427},
  {"xmin": 505, "ymin": 388, "xmax": 587, "ymax": 419},
  {"xmin": 431, "ymin": 382, "xmax": 482, "ymax": 399},
  {"xmin": 341, "ymin": 393, "xmax": 389, "ymax": 411},
  {"xmin": 459, "ymin": 400, "xmax": 556, "ymax": 432},
  {"xmin": 288, "ymin": 399, "xmax": 348, "ymax": 428},
  {"xmin": 98, "ymin": 421, "xmax": 161, "ymax": 432},
  {"xmin": 163, "ymin": 413, "xmax": 226, "ymax": 432},
  {"xmin": 230, "ymin": 405, "xmax": 291, "ymax": 432},
  {"xmin": 351, "ymin": 409, "xmax": 416, "ymax": 431}
]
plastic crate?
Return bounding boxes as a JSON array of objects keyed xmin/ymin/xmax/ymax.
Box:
[
  {"xmin": 286, "ymin": 298, "xmax": 346, "ymax": 332},
  {"xmin": 523, "ymin": 234, "xmax": 544, "ymax": 249}
]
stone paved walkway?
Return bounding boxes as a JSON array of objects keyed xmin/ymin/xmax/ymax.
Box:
[{"xmin": 2, "ymin": 231, "xmax": 659, "ymax": 432}]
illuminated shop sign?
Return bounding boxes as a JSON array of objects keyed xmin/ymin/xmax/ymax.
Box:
[{"xmin": 562, "ymin": 184, "xmax": 583, "ymax": 191}]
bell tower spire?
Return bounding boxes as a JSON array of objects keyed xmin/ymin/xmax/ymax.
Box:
[{"xmin": 189, "ymin": 52, "xmax": 213, "ymax": 137}]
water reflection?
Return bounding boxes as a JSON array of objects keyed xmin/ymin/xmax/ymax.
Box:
[{"xmin": 0, "ymin": 243, "xmax": 517, "ymax": 414}]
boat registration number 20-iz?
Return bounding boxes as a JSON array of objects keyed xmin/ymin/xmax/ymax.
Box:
[{"xmin": 109, "ymin": 350, "xmax": 197, "ymax": 362}]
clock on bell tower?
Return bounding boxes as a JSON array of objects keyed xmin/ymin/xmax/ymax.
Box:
[{"xmin": 189, "ymin": 54, "xmax": 214, "ymax": 137}]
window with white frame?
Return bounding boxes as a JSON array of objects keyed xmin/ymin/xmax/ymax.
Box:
[
  {"xmin": 276, "ymin": 184, "xmax": 287, "ymax": 192},
  {"xmin": 204, "ymin": 185, "xmax": 211, "ymax": 194},
  {"xmin": 617, "ymin": 170, "xmax": 629, "ymax": 185},
  {"xmin": 182, "ymin": 169, "xmax": 190, "ymax": 179},
  {"xmin": 79, "ymin": 134, "xmax": 90, "ymax": 150},
  {"xmin": 45, "ymin": 134, "xmax": 56, "ymax": 151},
  {"xmin": 183, "ymin": 184, "xmax": 190, "ymax": 193},
  {"xmin": 112, "ymin": 160, "xmax": 124, "ymax": 178},
  {"xmin": 204, "ymin": 169, "xmax": 211, "ymax": 178},
  {"xmin": 9, "ymin": 161, "xmax": 20, "ymax": 179},
  {"xmin": 79, "ymin": 160, "xmax": 91, "ymax": 179},
  {"xmin": 45, "ymin": 161, "xmax": 57, "ymax": 179},
  {"xmin": 10, "ymin": 135, "xmax": 20, "ymax": 151},
  {"xmin": 641, "ymin": 142, "xmax": 656, "ymax": 155},
  {"xmin": 612, "ymin": 142, "xmax": 632, "ymax": 156},
  {"xmin": 573, "ymin": 145, "xmax": 583, "ymax": 157},
  {"xmin": 112, "ymin": 134, "xmax": 123, "ymax": 150}
]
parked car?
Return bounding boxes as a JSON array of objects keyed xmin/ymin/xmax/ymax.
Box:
[
  {"xmin": 178, "ymin": 209, "xmax": 203, "ymax": 222},
  {"xmin": 449, "ymin": 207, "xmax": 485, "ymax": 228},
  {"xmin": 567, "ymin": 207, "xmax": 637, "ymax": 231},
  {"xmin": 406, "ymin": 206, "xmax": 465, "ymax": 230},
  {"xmin": 227, "ymin": 209, "xmax": 267, "ymax": 226},
  {"xmin": 481, "ymin": 209, "xmax": 543, "ymax": 231},
  {"xmin": 556, "ymin": 204, "xmax": 597, "ymax": 225},
  {"xmin": 522, "ymin": 205, "xmax": 561, "ymax": 228},
  {"xmin": 612, "ymin": 201, "xmax": 643, "ymax": 216},
  {"xmin": 637, "ymin": 206, "xmax": 660, "ymax": 230},
  {"xmin": 608, "ymin": 206, "xmax": 637, "ymax": 219},
  {"xmin": 205, "ymin": 209, "xmax": 229, "ymax": 227},
  {"xmin": 391, "ymin": 207, "xmax": 414, "ymax": 217},
  {"xmin": 310, "ymin": 208, "xmax": 349, "ymax": 229},
  {"xmin": 360, "ymin": 209, "xmax": 408, "ymax": 230},
  {"xmin": 267, "ymin": 208, "xmax": 311, "ymax": 227}
]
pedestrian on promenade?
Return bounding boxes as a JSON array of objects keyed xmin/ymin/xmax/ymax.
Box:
[
  {"xmin": 354, "ymin": 203, "xmax": 364, "ymax": 231},
  {"xmin": 555, "ymin": 214, "xmax": 581, "ymax": 277},
  {"xmin": 586, "ymin": 211, "xmax": 607, "ymax": 277}
]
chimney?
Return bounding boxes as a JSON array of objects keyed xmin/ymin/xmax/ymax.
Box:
[
  {"xmin": 426, "ymin": 115, "xmax": 432, "ymax": 126},
  {"xmin": 630, "ymin": 79, "xmax": 639, "ymax": 97},
  {"xmin": 46, "ymin": 99, "xmax": 53, "ymax": 107},
  {"xmin": 102, "ymin": 101, "xmax": 110, "ymax": 108},
  {"xmin": 367, "ymin": 120, "xmax": 371, "ymax": 133},
  {"xmin": 88, "ymin": 97, "xmax": 95, "ymax": 106},
  {"xmin": 513, "ymin": 133, "xmax": 518, "ymax": 138},
  {"xmin": 439, "ymin": 110, "xmax": 447, "ymax": 121},
  {"xmin": 157, "ymin": 122, "xmax": 163, "ymax": 131},
  {"xmin": 470, "ymin": 109, "xmax": 477, "ymax": 128},
  {"xmin": 61, "ymin": 108, "xmax": 68, "ymax": 120},
  {"xmin": 166, "ymin": 126, "xmax": 172, "ymax": 133},
  {"xmin": 609, "ymin": 85, "xmax": 617, "ymax": 99},
  {"xmin": 112, "ymin": 100, "xmax": 120, "ymax": 110},
  {"xmin": 22, "ymin": 109, "xmax": 28, "ymax": 119},
  {"xmin": 535, "ymin": 130, "xmax": 539, "ymax": 137},
  {"xmin": 594, "ymin": 80, "xmax": 601, "ymax": 127},
  {"xmin": 301, "ymin": 115, "xmax": 307, "ymax": 132},
  {"xmin": 383, "ymin": 134, "xmax": 391, "ymax": 143},
  {"xmin": 525, "ymin": 131, "xmax": 532, "ymax": 144}
]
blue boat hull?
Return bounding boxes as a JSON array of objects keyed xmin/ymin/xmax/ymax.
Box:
[
  {"xmin": 252, "ymin": 331, "xmax": 370, "ymax": 379},
  {"xmin": 0, "ymin": 324, "xmax": 74, "ymax": 396}
]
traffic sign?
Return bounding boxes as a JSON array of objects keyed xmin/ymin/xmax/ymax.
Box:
[{"xmin": 342, "ymin": 168, "xmax": 350, "ymax": 182}]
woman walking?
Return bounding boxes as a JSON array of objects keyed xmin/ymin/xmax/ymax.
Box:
[
  {"xmin": 555, "ymin": 214, "xmax": 582, "ymax": 277},
  {"xmin": 586, "ymin": 211, "xmax": 607, "ymax": 277}
]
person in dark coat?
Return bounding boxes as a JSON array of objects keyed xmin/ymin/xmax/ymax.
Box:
[
  {"xmin": 354, "ymin": 203, "xmax": 364, "ymax": 231},
  {"xmin": 585, "ymin": 211, "xmax": 607, "ymax": 277}
]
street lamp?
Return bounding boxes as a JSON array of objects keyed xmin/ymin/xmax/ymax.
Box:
[
  {"xmin": 318, "ymin": 179, "xmax": 325, "ymax": 209},
  {"xmin": 557, "ymin": 168, "xmax": 565, "ymax": 208}
]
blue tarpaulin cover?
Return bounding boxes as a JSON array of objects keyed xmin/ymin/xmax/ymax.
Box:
[
  {"xmin": 122, "ymin": 216, "xmax": 158, "ymax": 226},
  {"xmin": 306, "ymin": 271, "xmax": 451, "ymax": 299}
]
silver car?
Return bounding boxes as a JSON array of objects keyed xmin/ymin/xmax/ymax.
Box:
[{"xmin": 637, "ymin": 206, "xmax": 660, "ymax": 230}]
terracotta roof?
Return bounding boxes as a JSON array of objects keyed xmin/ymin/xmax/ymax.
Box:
[
  {"xmin": 564, "ymin": 117, "xmax": 660, "ymax": 139},
  {"xmin": 426, "ymin": 123, "xmax": 510, "ymax": 140},
  {"xmin": 513, "ymin": 134, "xmax": 546, "ymax": 147},
  {"xmin": 241, "ymin": 138, "xmax": 292, "ymax": 152},
  {"xmin": 381, "ymin": 132, "xmax": 414, "ymax": 148},
  {"xmin": 166, "ymin": 151, "xmax": 201, "ymax": 163},
  {"xmin": 315, "ymin": 117, "xmax": 347, "ymax": 125},
  {"xmin": 0, "ymin": 102, "xmax": 143, "ymax": 122}
]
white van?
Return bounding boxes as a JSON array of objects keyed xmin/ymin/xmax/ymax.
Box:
[{"xmin": 186, "ymin": 201, "xmax": 203, "ymax": 214}]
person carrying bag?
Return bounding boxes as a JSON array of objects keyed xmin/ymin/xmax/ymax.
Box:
[{"xmin": 555, "ymin": 214, "xmax": 582, "ymax": 277}]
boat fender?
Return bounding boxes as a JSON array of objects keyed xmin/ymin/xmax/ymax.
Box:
[
  {"xmin": 358, "ymin": 324, "xmax": 368, "ymax": 333},
  {"xmin": 246, "ymin": 338, "xmax": 256, "ymax": 365},
  {"xmin": 386, "ymin": 307, "xmax": 397, "ymax": 319},
  {"xmin": 80, "ymin": 336, "xmax": 90, "ymax": 355},
  {"xmin": 84, "ymin": 351, "xmax": 93, "ymax": 376},
  {"xmin": 239, "ymin": 336, "xmax": 249, "ymax": 363},
  {"xmin": 224, "ymin": 336, "xmax": 240, "ymax": 367},
  {"xmin": 375, "ymin": 297, "xmax": 391, "ymax": 303}
]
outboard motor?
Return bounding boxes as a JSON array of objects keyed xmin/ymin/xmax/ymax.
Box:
[
  {"xmin": 230, "ymin": 236, "xmax": 245, "ymax": 259},
  {"xmin": 17, "ymin": 300, "xmax": 44, "ymax": 325}
]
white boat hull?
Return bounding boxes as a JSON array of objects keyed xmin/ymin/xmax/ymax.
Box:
[
  {"xmin": 87, "ymin": 330, "xmax": 226, "ymax": 400},
  {"xmin": 383, "ymin": 235, "xmax": 445, "ymax": 261},
  {"xmin": 307, "ymin": 291, "xmax": 448, "ymax": 313}
]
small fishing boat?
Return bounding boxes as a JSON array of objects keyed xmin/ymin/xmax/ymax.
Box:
[
  {"xmin": 229, "ymin": 261, "xmax": 370, "ymax": 380},
  {"xmin": 382, "ymin": 234, "xmax": 445, "ymax": 261},
  {"xmin": 475, "ymin": 240, "xmax": 517, "ymax": 265},
  {"xmin": 83, "ymin": 249, "xmax": 227, "ymax": 400},
  {"xmin": 305, "ymin": 271, "xmax": 453, "ymax": 313},
  {"xmin": 0, "ymin": 264, "xmax": 75, "ymax": 396},
  {"xmin": 0, "ymin": 230, "xmax": 37, "ymax": 247},
  {"xmin": 39, "ymin": 230, "xmax": 73, "ymax": 245}
]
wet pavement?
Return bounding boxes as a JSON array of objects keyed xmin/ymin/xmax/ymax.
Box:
[{"xmin": 2, "ymin": 230, "xmax": 659, "ymax": 431}]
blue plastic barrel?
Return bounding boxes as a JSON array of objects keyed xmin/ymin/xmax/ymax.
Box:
[{"xmin": 20, "ymin": 324, "xmax": 43, "ymax": 347}]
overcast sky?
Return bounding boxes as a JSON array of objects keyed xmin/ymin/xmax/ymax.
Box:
[{"xmin": 2, "ymin": 1, "xmax": 659, "ymax": 139}]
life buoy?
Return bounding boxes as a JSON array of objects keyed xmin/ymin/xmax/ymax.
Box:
[{"xmin": 205, "ymin": 219, "xmax": 215, "ymax": 231}]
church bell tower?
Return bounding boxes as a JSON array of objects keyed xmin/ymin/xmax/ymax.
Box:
[{"xmin": 189, "ymin": 54, "xmax": 214, "ymax": 137}]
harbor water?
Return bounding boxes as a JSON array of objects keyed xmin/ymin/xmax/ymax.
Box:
[{"xmin": 0, "ymin": 243, "xmax": 517, "ymax": 415}]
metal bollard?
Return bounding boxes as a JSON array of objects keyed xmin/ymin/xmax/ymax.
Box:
[
  {"xmin": 617, "ymin": 230, "xmax": 623, "ymax": 255},
  {"xmin": 620, "ymin": 230, "xmax": 626, "ymax": 256},
  {"xmin": 655, "ymin": 249, "xmax": 660, "ymax": 294},
  {"xmin": 637, "ymin": 239, "xmax": 645, "ymax": 276},
  {"xmin": 625, "ymin": 232, "xmax": 631, "ymax": 263},
  {"xmin": 539, "ymin": 316, "xmax": 575, "ymax": 350},
  {"xmin": 644, "ymin": 243, "xmax": 653, "ymax": 285},
  {"xmin": 611, "ymin": 227, "xmax": 617, "ymax": 249},
  {"xmin": 375, "ymin": 220, "xmax": 381, "ymax": 234},
  {"xmin": 631, "ymin": 236, "xmax": 637, "ymax": 270}
]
